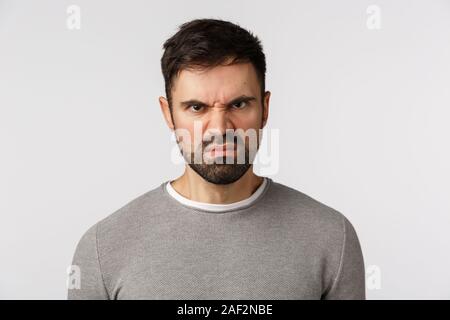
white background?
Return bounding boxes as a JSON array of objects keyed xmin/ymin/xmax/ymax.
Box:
[{"xmin": 1, "ymin": 0, "xmax": 449, "ymax": 299}]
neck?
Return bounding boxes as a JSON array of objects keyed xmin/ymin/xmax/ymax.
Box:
[{"xmin": 170, "ymin": 166, "xmax": 264, "ymax": 204}]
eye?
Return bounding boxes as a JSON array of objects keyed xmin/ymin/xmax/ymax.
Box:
[
  {"xmin": 188, "ymin": 104, "xmax": 204, "ymax": 113},
  {"xmin": 232, "ymin": 101, "xmax": 247, "ymax": 109}
]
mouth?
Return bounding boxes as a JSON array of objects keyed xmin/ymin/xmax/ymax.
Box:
[{"xmin": 206, "ymin": 144, "xmax": 237, "ymax": 157}]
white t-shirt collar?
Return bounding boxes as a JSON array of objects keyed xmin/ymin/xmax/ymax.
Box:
[{"xmin": 165, "ymin": 177, "xmax": 268, "ymax": 213}]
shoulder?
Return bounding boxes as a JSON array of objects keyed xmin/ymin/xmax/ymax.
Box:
[
  {"xmin": 101, "ymin": 184, "xmax": 163, "ymax": 228},
  {"xmin": 77, "ymin": 183, "xmax": 165, "ymax": 252},
  {"xmin": 266, "ymin": 180, "xmax": 364, "ymax": 286},
  {"xmin": 267, "ymin": 179, "xmax": 348, "ymax": 227},
  {"xmin": 264, "ymin": 179, "xmax": 362, "ymax": 251}
]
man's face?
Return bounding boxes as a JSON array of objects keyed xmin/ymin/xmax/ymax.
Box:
[{"xmin": 161, "ymin": 61, "xmax": 270, "ymax": 185}]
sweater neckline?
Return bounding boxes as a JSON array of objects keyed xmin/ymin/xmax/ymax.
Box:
[{"xmin": 160, "ymin": 177, "xmax": 272, "ymax": 214}]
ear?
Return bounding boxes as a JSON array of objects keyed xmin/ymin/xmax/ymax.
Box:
[
  {"xmin": 261, "ymin": 91, "xmax": 271, "ymax": 128},
  {"xmin": 159, "ymin": 96, "xmax": 175, "ymax": 131}
]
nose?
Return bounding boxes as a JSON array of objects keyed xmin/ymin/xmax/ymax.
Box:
[{"xmin": 206, "ymin": 107, "xmax": 234, "ymax": 140}]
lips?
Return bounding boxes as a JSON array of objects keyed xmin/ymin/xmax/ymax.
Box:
[
  {"xmin": 210, "ymin": 144, "xmax": 235, "ymax": 152},
  {"xmin": 205, "ymin": 143, "xmax": 237, "ymax": 157}
]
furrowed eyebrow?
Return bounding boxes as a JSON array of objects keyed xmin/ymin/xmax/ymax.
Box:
[
  {"xmin": 179, "ymin": 95, "xmax": 256, "ymax": 108},
  {"xmin": 227, "ymin": 95, "xmax": 257, "ymax": 106},
  {"xmin": 179, "ymin": 99, "xmax": 207, "ymax": 108}
]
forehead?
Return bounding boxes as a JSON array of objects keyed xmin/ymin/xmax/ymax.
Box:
[{"xmin": 171, "ymin": 62, "xmax": 260, "ymax": 104}]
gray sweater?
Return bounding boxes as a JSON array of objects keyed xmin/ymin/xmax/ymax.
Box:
[{"xmin": 67, "ymin": 177, "xmax": 365, "ymax": 299}]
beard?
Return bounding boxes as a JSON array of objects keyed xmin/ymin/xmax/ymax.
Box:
[
  {"xmin": 180, "ymin": 134, "xmax": 258, "ymax": 185},
  {"xmin": 188, "ymin": 155, "xmax": 252, "ymax": 185}
]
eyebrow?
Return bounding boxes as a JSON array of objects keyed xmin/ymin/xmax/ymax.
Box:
[{"xmin": 179, "ymin": 95, "xmax": 257, "ymax": 108}]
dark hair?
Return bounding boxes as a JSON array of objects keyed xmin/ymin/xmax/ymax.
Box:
[{"xmin": 161, "ymin": 18, "xmax": 266, "ymax": 109}]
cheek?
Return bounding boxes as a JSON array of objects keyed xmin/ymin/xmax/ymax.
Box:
[
  {"xmin": 232, "ymin": 108, "xmax": 262, "ymax": 130},
  {"xmin": 232, "ymin": 116, "xmax": 263, "ymax": 151},
  {"xmin": 174, "ymin": 124, "xmax": 203, "ymax": 153}
]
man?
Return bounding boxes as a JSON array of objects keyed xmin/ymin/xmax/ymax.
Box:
[{"xmin": 68, "ymin": 18, "xmax": 365, "ymax": 299}]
